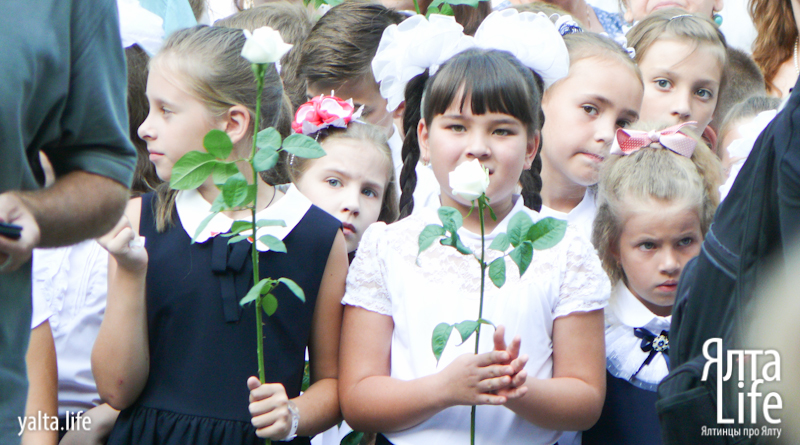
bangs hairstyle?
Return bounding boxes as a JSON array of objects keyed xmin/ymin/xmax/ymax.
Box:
[
  {"xmin": 288, "ymin": 122, "xmax": 399, "ymax": 224},
  {"xmin": 626, "ymin": 8, "xmax": 727, "ymax": 66},
  {"xmin": 592, "ymin": 121, "xmax": 722, "ymax": 283},
  {"xmin": 562, "ymin": 32, "xmax": 642, "ymax": 85},
  {"xmin": 422, "ymin": 48, "xmax": 544, "ymax": 134},
  {"xmin": 151, "ymin": 25, "xmax": 293, "ymax": 231},
  {"xmin": 397, "ymin": 48, "xmax": 544, "ymax": 217}
]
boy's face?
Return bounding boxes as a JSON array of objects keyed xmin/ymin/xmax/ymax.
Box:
[
  {"xmin": 623, "ymin": 0, "xmax": 722, "ymax": 22},
  {"xmin": 307, "ymin": 75, "xmax": 395, "ymax": 137}
]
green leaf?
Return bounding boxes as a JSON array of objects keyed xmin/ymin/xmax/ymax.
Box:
[
  {"xmin": 262, "ymin": 293, "xmax": 278, "ymax": 316},
  {"xmin": 204, "ymin": 129, "xmax": 233, "ymax": 159},
  {"xmin": 209, "ymin": 192, "xmax": 228, "ymax": 213},
  {"xmin": 341, "ymin": 431, "xmax": 365, "ymax": 445},
  {"xmin": 222, "ymin": 220, "xmax": 253, "ymax": 237},
  {"xmin": 454, "ymin": 320, "xmax": 480, "ymax": 344},
  {"xmin": 259, "ymin": 234, "xmax": 287, "ymax": 253},
  {"xmin": 170, "ymin": 152, "xmax": 217, "ymax": 190},
  {"xmin": 507, "ymin": 211, "xmax": 533, "ymax": 248},
  {"xmin": 528, "ymin": 217, "xmax": 568, "ymax": 250},
  {"xmin": 257, "ymin": 219, "xmax": 286, "ymax": 228},
  {"xmin": 478, "ymin": 318, "xmax": 496, "ymax": 328},
  {"xmin": 253, "ymin": 146, "xmax": 279, "ymax": 172},
  {"xmin": 486, "ymin": 203, "xmax": 497, "ymax": 222},
  {"xmin": 228, "ymin": 234, "xmax": 250, "ymax": 244},
  {"xmin": 437, "ymin": 206, "xmax": 463, "ymax": 234},
  {"xmin": 278, "ymin": 277, "xmax": 305, "ymax": 302},
  {"xmin": 326, "ymin": 0, "xmax": 344, "ymax": 6},
  {"xmin": 282, "ymin": 134, "xmax": 326, "ymax": 159},
  {"xmin": 431, "ymin": 322, "xmax": 453, "ymax": 364},
  {"xmin": 301, "ymin": 361, "xmax": 310, "ymax": 392},
  {"xmin": 418, "ymin": 224, "xmax": 445, "ymax": 255},
  {"xmin": 488, "ymin": 233, "xmax": 510, "ymax": 252},
  {"xmin": 509, "ymin": 241, "xmax": 533, "ymax": 277},
  {"xmin": 192, "ymin": 212, "xmax": 219, "ymax": 244},
  {"xmin": 221, "ymin": 173, "xmax": 250, "ymax": 208},
  {"xmin": 441, "ymin": 235, "xmax": 472, "ymax": 255},
  {"xmin": 240, "ymin": 279, "xmax": 271, "ymax": 306},
  {"xmin": 212, "ymin": 162, "xmax": 240, "ymax": 185},
  {"xmin": 489, "ymin": 257, "xmax": 506, "ymax": 288},
  {"xmin": 256, "ymin": 127, "xmax": 281, "ymax": 152}
]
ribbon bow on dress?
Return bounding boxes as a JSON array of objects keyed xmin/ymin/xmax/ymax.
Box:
[
  {"xmin": 631, "ymin": 327, "xmax": 670, "ymax": 380},
  {"xmin": 610, "ymin": 122, "xmax": 698, "ymax": 158}
]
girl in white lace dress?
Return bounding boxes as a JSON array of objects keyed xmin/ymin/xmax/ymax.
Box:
[{"xmin": 338, "ymin": 47, "xmax": 611, "ymax": 445}]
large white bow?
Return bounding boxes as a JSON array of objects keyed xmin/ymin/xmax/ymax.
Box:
[{"xmin": 371, "ymin": 9, "xmax": 570, "ymax": 112}]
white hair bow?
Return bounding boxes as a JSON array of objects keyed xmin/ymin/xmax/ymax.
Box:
[
  {"xmin": 371, "ymin": 10, "xmax": 570, "ymax": 112},
  {"xmin": 118, "ymin": 0, "xmax": 165, "ymax": 55}
]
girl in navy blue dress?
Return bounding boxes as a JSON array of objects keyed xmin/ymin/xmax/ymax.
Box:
[
  {"xmin": 93, "ymin": 26, "xmax": 348, "ymax": 445},
  {"xmin": 583, "ymin": 121, "xmax": 721, "ymax": 444}
]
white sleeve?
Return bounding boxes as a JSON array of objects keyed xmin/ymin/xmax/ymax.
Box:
[
  {"xmin": 553, "ymin": 230, "xmax": 610, "ymax": 319},
  {"xmin": 31, "ymin": 282, "xmax": 53, "ymax": 330},
  {"xmin": 342, "ymin": 222, "xmax": 392, "ymax": 316}
]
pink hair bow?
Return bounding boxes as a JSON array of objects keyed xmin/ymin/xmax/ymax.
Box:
[{"xmin": 611, "ymin": 122, "xmax": 698, "ymax": 158}]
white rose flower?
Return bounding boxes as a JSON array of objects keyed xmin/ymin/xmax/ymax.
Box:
[
  {"xmin": 449, "ymin": 159, "xmax": 490, "ymax": 202},
  {"xmin": 241, "ymin": 26, "xmax": 293, "ymax": 65}
]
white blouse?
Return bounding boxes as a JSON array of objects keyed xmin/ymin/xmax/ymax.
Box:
[
  {"xmin": 605, "ymin": 281, "xmax": 671, "ymax": 391},
  {"xmin": 343, "ymin": 197, "xmax": 610, "ymax": 445},
  {"xmin": 538, "ymin": 188, "xmax": 597, "ymax": 243}
]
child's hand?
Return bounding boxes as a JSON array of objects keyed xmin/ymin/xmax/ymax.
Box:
[
  {"xmin": 492, "ymin": 325, "xmax": 529, "ymax": 400},
  {"xmin": 97, "ymin": 215, "xmax": 147, "ymax": 272},
  {"xmin": 247, "ymin": 376, "xmax": 295, "ymax": 440},
  {"xmin": 439, "ymin": 348, "xmax": 520, "ymax": 407}
]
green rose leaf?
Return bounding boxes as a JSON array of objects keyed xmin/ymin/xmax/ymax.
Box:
[
  {"xmin": 170, "ymin": 152, "xmax": 217, "ymax": 190},
  {"xmin": 438, "ymin": 206, "xmax": 463, "ymax": 234},
  {"xmin": 257, "ymin": 219, "xmax": 286, "ymax": 227},
  {"xmin": 509, "ymin": 241, "xmax": 533, "ymax": 277},
  {"xmin": 432, "ymin": 322, "xmax": 453, "ymax": 364},
  {"xmin": 209, "ymin": 192, "xmax": 228, "ymax": 213},
  {"xmin": 212, "ymin": 162, "xmax": 240, "ymax": 185},
  {"xmin": 301, "ymin": 361, "xmax": 310, "ymax": 392},
  {"xmin": 262, "ymin": 293, "xmax": 278, "ymax": 316},
  {"xmin": 488, "ymin": 233, "xmax": 510, "ymax": 252},
  {"xmin": 222, "ymin": 173, "xmax": 250, "ymax": 208},
  {"xmin": 528, "ymin": 217, "xmax": 568, "ymax": 250},
  {"xmin": 240, "ymin": 278, "xmax": 271, "ymax": 306},
  {"xmin": 253, "ymin": 146, "xmax": 279, "ymax": 172},
  {"xmin": 282, "ymin": 134, "xmax": 326, "ymax": 159},
  {"xmin": 192, "ymin": 211, "xmax": 219, "ymax": 244},
  {"xmin": 278, "ymin": 277, "xmax": 305, "ymax": 302},
  {"xmin": 418, "ymin": 224, "xmax": 445, "ymax": 256},
  {"xmin": 204, "ymin": 129, "xmax": 234, "ymax": 160},
  {"xmin": 489, "ymin": 257, "xmax": 506, "ymax": 288},
  {"xmin": 454, "ymin": 320, "xmax": 480, "ymax": 344},
  {"xmin": 441, "ymin": 235, "xmax": 472, "ymax": 256},
  {"xmin": 507, "ymin": 211, "xmax": 533, "ymax": 248},
  {"xmin": 477, "ymin": 318, "xmax": 496, "ymax": 328},
  {"xmin": 228, "ymin": 234, "xmax": 250, "ymax": 244},
  {"xmin": 223, "ymin": 220, "xmax": 254, "ymax": 237},
  {"xmin": 341, "ymin": 431, "xmax": 365, "ymax": 445},
  {"xmin": 256, "ymin": 127, "xmax": 281, "ymax": 152},
  {"xmin": 259, "ymin": 234, "xmax": 287, "ymax": 253}
]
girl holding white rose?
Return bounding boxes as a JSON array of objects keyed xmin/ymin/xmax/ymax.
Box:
[
  {"xmin": 92, "ymin": 26, "xmax": 348, "ymax": 445},
  {"xmin": 339, "ymin": 11, "xmax": 610, "ymax": 445}
]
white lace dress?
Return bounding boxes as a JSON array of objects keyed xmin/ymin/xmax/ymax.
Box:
[{"xmin": 343, "ymin": 197, "xmax": 610, "ymax": 445}]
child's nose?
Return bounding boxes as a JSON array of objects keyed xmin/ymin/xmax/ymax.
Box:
[
  {"xmin": 341, "ymin": 189, "xmax": 360, "ymax": 216},
  {"xmin": 660, "ymin": 249, "xmax": 681, "ymax": 275},
  {"xmin": 138, "ymin": 113, "xmax": 155, "ymax": 140},
  {"xmin": 467, "ymin": 134, "xmax": 491, "ymax": 159},
  {"xmin": 670, "ymin": 93, "xmax": 692, "ymax": 122}
]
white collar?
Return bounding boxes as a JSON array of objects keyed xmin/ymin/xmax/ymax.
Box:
[
  {"xmin": 539, "ymin": 187, "xmax": 595, "ymax": 220},
  {"xmin": 605, "ymin": 281, "xmax": 671, "ymax": 391},
  {"xmin": 175, "ymin": 184, "xmax": 312, "ymax": 252}
]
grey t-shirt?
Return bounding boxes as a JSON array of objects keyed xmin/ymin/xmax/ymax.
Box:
[{"xmin": 0, "ymin": 0, "xmax": 136, "ymax": 442}]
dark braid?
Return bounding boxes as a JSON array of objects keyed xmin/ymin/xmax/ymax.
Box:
[
  {"xmin": 520, "ymin": 152, "xmax": 543, "ymax": 212},
  {"xmin": 398, "ymin": 72, "xmax": 429, "ymax": 219}
]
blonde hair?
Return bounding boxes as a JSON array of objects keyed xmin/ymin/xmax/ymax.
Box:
[
  {"xmin": 151, "ymin": 25, "xmax": 293, "ymax": 232},
  {"xmin": 563, "ymin": 32, "xmax": 642, "ymax": 85},
  {"xmin": 288, "ymin": 122, "xmax": 399, "ymax": 224},
  {"xmin": 592, "ymin": 121, "xmax": 722, "ymax": 282},
  {"xmin": 627, "ymin": 8, "xmax": 726, "ymax": 66}
]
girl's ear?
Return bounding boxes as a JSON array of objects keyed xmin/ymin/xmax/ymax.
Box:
[
  {"xmin": 712, "ymin": 0, "xmax": 723, "ymax": 15},
  {"xmin": 523, "ymin": 130, "xmax": 540, "ymax": 170},
  {"xmin": 418, "ymin": 118, "xmax": 430, "ymax": 165},
  {"xmin": 622, "ymin": 0, "xmax": 633, "ymax": 23},
  {"xmin": 221, "ymin": 105, "xmax": 251, "ymax": 146}
]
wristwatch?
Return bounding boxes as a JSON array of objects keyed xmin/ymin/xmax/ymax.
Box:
[{"xmin": 279, "ymin": 400, "xmax": 300, "ymax": 442}]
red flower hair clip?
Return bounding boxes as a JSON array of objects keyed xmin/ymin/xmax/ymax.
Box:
[{"xmin": 291, "ymin": 94, "xmax": 363, "ymax": 135}]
